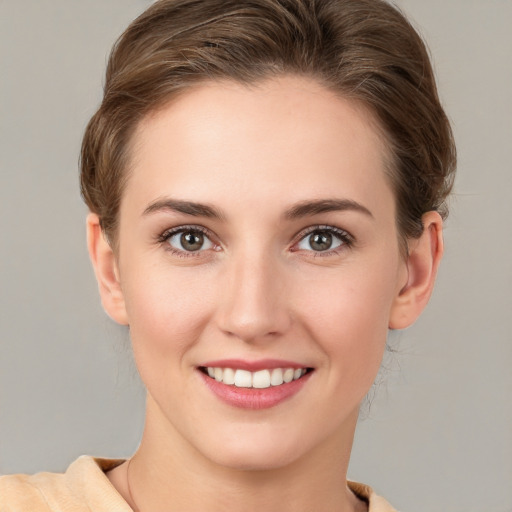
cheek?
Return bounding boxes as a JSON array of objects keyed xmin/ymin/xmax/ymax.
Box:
[
  {"xmin": 121, "ymin": 265, "xmax": 216, "ymax": 366},
  {"xmin": 294, "ymin": 256, "xmax": 399, "ymax": 380}
]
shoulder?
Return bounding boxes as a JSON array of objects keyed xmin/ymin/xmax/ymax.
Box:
[
  {"xmin": 348, "ymin": 480, "xmax": 399, "ymax": 512},
  {"xmin": 0, "ymin": 456, "xmax": 130, "ymax": 512},
  {"xmin": 0, "ymin": 471, "xmax": 66, "ymax": 511}
]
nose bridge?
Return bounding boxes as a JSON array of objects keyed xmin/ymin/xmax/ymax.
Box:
[{"xmin": 217, "ymin": 243, "xmax": 291, "ymax": 342}]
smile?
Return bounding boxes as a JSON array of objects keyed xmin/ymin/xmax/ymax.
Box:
[
  {"xmin": 198, "ymin": 359, "xmax": 314, "ymax": 409},
  {"xmin": 201, "ymin": 367, "xmax": 310, "ymax": 389}
]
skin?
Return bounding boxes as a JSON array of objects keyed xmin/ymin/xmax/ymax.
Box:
[{"xmin": 88, "ymin": 76, "xmax": 443, "ymax": 512}]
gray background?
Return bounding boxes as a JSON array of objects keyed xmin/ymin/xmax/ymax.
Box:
[{"xmin": 0, "ymin": 1, "xmax": 511, "ymax": 511}]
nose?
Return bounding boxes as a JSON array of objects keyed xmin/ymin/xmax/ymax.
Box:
[{"xmin": 215, "ymin": 249, "xmax": 292, "ymax": 344}]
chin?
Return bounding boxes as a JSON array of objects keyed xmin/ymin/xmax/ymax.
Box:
[
  {"xmin": 209, "ymin": 448, "xmax": 300, "ymax": 472},
  {"xmin": 198, "ymin": 428, "xmax": 309, "ymax": 472}
]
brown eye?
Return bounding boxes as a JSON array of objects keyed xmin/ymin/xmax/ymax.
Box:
[
  {"xmin": 181, "ymin": 231, "xmax": 204, "ymax": 251},
  {"xmin": 296, "ymin": 227, "xmax": 349, "ymax": 253},
  {"xmin": 166, "ymin": 228, "xmax": 215, "ymax": 253},
  {"xmin": 309, "ymin": 231, "xmax": 333, "ymax": 251}
]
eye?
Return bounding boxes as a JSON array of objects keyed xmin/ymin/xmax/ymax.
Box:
[
  {"xmin": 161, "ymin": 226, "xmax": 217, "ymax": 254},
  {"xmin": 295, "ymin": 226, "xmax": 352, "ymax": 254}
]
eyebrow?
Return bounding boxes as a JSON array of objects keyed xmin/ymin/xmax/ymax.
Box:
[
  {"xmin": 143, "ymin": 198, "xmax": 225, "ymax": 220},
  {"xmin": 283, "ymin": 199, "xmax": 373, "ymax": 220},
  {"xmin": 142, "ymin": 197, "xmax": 373, "ymax": 221}
]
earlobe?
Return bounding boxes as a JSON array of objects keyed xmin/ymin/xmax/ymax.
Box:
[
  {"xmin": 389, "ymin": 211, "xmax": 444, "ymax": 330},
  {"xmin": 86, "ymin": 213, "xmax": 129, "ymax": 325}
]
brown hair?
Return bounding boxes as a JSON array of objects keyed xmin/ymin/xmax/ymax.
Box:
[{"xmin": 80, "ymin": 0, "xmax": 456, "ymax": 246}]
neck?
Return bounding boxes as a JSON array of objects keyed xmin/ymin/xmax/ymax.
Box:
[{"xmin": 119, "ymin": 396, "xmax": 365, "ymax": 512}]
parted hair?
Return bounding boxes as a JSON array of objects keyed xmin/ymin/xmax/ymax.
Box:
[{"xmin": 80, "ymin": 0, "xmax": 456, "ymax": 246}]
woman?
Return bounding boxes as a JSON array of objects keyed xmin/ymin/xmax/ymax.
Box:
[{"xmin": 0, "ymin": 0, "xmax": 455, "ymax": 510}]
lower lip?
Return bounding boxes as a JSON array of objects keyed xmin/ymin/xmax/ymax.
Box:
[{"xmin": 199, "ymin": 370, "xmax": 312, "ymax": 410}]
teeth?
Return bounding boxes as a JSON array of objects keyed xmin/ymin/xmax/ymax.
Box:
[
  {"xmin": 223, "ymin": 367, "xmax": 235, "ymax": 385},
  {"xmin": 234, "ymin": 369, "xmax": 252, "ymax": 388},
  {"xmin": 270, "ymin": 368, "xmax": 284, "ymax": 386},
  {"xmin": 204, "ymin": 366, "xmax": 307, "ymax": 388},
  {"xmin": 283, "ymin": 368, "xmax": 294, "ymax": 383},
  {"xmin": 252, "ymin": 370, "xmax": 271, "ymax": 389}
]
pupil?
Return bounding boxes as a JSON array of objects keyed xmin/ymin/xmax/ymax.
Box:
[
  {"xmin": 181, "ymin": 232, "xmax": 203, "ymax": 251},
  {"xmin": 310, "ymin": 232, "xmax": 332, "ymax": 251}
]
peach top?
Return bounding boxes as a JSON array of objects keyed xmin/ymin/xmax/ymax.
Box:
[{"xmin": 0, "ymin": 456, "xmax": 397, "ymax": 511}]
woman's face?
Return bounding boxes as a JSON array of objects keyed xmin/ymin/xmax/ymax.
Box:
[{"xmin": 112, "ymin": 76, "xmax": 409, "ymax": 470}]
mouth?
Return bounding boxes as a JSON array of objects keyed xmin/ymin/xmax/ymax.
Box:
[{"xmin": 199, "ymin": 366, "xmax": 314, "ymax": 389}]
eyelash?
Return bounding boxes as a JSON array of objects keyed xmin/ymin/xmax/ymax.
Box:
[
  {"xmin": 157, "ymin": 224, "xmax": 354, "ymax": 258},
  {"xmin": 291, "ymin": 225, "xmax": 354, "ymax": 257},
  {"xmin": 157, "ymin": 225, "xmax": 218, "ymax": 259}
]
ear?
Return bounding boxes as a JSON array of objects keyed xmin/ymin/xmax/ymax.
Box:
[
  {"xmin": 86, "ymin": 213, "xmax": 128, "ymax": 325},
  {"xmin": 389, "ymin": 211, "xmax": 444, "ymax": 330}
]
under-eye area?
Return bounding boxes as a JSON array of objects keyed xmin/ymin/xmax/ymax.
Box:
[{"xmin": 199, "ymin": 367, "xmax": 315, "ymax": 389}]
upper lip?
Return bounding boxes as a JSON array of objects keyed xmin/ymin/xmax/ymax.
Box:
[{"xmin": 199, "ymin": 359, "xmax": 310, "ymax": 372}]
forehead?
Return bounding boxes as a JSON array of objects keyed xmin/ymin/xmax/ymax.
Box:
[{"xmin": 124, "ymin": 75, "xmax": 394, "ymax": 218}]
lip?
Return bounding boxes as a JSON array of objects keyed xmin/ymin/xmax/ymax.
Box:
[
  {"xmin": 200, "ymin": 358, "xmax": 307, "ymax": 372},
  {"xmin": 198, "ymin": 362, "xmax": 313, "ymax": 410}
]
